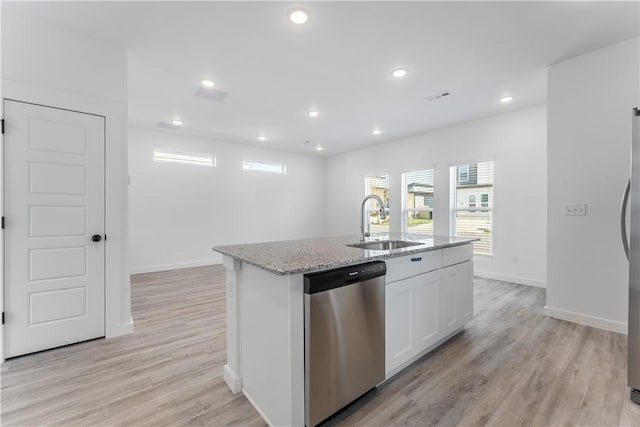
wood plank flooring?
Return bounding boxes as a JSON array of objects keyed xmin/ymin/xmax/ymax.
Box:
[{"xmin": 1, "ymin": 266, "xmax": 640, "ymax": 426}]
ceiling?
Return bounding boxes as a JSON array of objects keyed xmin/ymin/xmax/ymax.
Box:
[{"xmin": 6, "ymin": 1, "xmax": 639, "ymax": 156}]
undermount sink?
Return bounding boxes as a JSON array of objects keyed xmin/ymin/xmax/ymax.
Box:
[{"xmin": 347, "ymin": 240, "xmax": 423, "ymax": 251}]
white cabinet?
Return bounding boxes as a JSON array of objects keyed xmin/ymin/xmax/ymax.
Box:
[
  {"xmin": 384, "ymin": 245, "xmax": 473, "ymax": 377},
  {"xmin": 385, "ymin": 270, "xmax": 441, "ymax": 374},
  {"xmin": 441, "ymin": 261, "xmax": 473, "ymax": 336}
]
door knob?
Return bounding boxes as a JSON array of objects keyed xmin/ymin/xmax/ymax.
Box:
[{"xmin": 91, "ymin": 234, "xmax": 102, "ymax": 242}]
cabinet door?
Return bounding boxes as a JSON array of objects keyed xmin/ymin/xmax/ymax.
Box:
[
  {"xmin": 413, "ymin": 270, "xmax": 442, "ymax": 354},
  {"xmin": 442, "ymin": 261, "xmax": 473, "ymax": 336},
  {"xmin": 457, "ymin": 261, "xmax": 473, "ymax": 324},
  {"xmin": 385, "ymin": 279, "xmax": 414, "ymax": 373}
]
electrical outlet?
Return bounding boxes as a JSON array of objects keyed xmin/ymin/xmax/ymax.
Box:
[{"xmin": 563, "ymin": 203, "xmax": 587, "ymax": 216}]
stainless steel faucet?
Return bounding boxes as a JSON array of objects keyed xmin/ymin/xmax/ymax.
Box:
[{"xmin": 361, "ymin": 194, "xmax": 387, "ymax": 241}]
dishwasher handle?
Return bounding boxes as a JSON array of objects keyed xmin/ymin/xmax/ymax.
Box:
[{"xmin": 304, "ymin": 261, "xmax": 386, "ymax": 294}]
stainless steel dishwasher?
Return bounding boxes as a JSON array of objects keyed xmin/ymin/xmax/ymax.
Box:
[{"xmin": 304, "ymin": 261, "xmax": 386, "ymax": 427}]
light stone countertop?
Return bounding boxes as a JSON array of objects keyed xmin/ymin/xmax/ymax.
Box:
[{"xmin": 213, "ymin": 233, "xmax": 476, "ymax": 275}]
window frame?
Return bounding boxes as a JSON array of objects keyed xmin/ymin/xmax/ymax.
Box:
[
  {"xmin": 364, "ymin": 174, "xmax": 391, "ymax": 234},
  {"xmin": 481, "ymin": 193, "xmax": 489, "ymax": 208},
  {"xmin": 401, "ymin": 168, "xmax": 435, "ymax": 235},
  {"xmin": 450, "ymin": 161, "xmax": 495, "ymax": 256}
]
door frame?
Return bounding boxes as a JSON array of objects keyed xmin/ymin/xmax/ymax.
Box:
[{"xmin": 0, "ymin": 79, "xmax": 134, "ymax": 362}]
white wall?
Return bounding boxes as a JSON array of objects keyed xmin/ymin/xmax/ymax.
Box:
[
  {"xmin": 1, "ymin": 8, "xmax": 133, "ymax": 359},
  {"xmin": 546, "ymin": 37, "xmax": 640, "ymax": 334},
  {"xmin": 128, "ymin": 127, "xmax": 326, "ymax": 273},
  {"xmin": 324, "ymin": 104, "xmax": 548, "ymax": 288}
]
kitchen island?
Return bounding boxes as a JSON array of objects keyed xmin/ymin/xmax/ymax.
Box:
[{"xmin": 214, "ymin": 233, "xmax": 475, "ymax": 426}]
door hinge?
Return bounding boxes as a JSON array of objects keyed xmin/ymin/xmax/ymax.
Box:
[
  {"xmin": 1, "ymin": 216, "xmax": 4, "ymax": 229},
  {"xmin": 104, "ymin": 234, "xmax": 107, "ymax": 241},
  {"xmin": 1, "ymin": 119, "xmax": 4, "ymax": 134},
  {"xmin": 635, "ymin": 108, "xmax": 640, "ymax": 117},
  {"xmin": 2, "ymin": 312, "xmax": 5, "ymax": 325}
]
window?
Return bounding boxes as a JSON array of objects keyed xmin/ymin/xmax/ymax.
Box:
[
  {"xmin": 468, "ymin": 194, "xmax": 476, "ymax": 208},
  {"xmin": 481, "ymin": 193, "xmax": 489, "ymax": 208},
  {"xmin": 242, "ymin": 160, "xmax": 287, "ymax": 174},
  {"xmin": 364, "ymin": 175, "xmax": 390, "ymax": 234},
  {"xmin": 402, "ymin": 169, "xmax": 434, "ymax": 235},
  {"xmin": 458, "ymin": 164, "xmax": 469, "ymax": 182},
  {"xmin": 451, "ymin": 161, "xmax": 494, "ymax": 255},
  {"xmin": 153, "ymin": 149, "xmax": 215, "ymax": 167}
]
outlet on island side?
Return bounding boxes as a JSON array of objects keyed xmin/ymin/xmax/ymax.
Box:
[{"xmin": 563, "ymin": 203, "xmax": 587, "ymax": 216}]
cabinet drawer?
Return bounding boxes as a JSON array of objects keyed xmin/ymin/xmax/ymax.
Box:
[
  {"xmin": 385, "ymin": 251, "xmax": 442, "ymax": 284},
  {"xmin": 442, "ymin": 244, "xmax": 473, "ymax": 267}
]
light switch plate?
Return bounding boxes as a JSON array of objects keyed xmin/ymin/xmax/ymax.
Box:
[{"xmin": 563, "ymin": 203, "xmax": 587, "ymax": 216}]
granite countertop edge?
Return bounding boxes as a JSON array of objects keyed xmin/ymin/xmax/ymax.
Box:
[{"xmin": 213, "ymin": 234, "xmax": 476, "ymax": 276}]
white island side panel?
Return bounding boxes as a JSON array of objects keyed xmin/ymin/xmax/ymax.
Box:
[{"xmin": 240, "ymin": 262, "xmax": 304, "ymax": 427}]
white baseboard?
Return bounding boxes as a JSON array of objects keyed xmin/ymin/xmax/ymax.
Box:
[
  {"xmin": 130, "ymin": 260, "xmax": 220, "ymax": 275},
  {"xmin": 474, "ymin": 270, "xmax": 546, "ymax": 288},
  {"xmin": 242, "ymin": 388, "xmax": 275, "ymax": 427},
  {"xmin": 106, "ymin": 317, "xmax": 134, "ymax": 338},
  {"xmin": 384, "ymin": 326, "xmax": 465, "ymax": 380},
  {"xmin": 543, "ymin": 305, "xmax": 627, "ymax": 335},
  {"xmin": 224, "ymin": 364, "xmax": 242, "ymax": 394}
]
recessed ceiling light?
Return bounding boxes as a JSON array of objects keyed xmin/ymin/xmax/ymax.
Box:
[
  {"xmin": 308, "ymin": 110, "xmax": 319, "ymax": 118},
  {"xmin": 258, "ymin": 135, "xmax": 267, "ymax": 141},
  {"xmin": 391, "ymin": 68, "xmax": 408, "ymax": 78},
  {"xmin": 373, "ymin": 128, "xmax": 381, "ymax": 135},
  {"xmin": 200, "ymin": 79, "xmax": 215, "ymax": 88},
  {"xmin": 289, "ymin": 9, "xmax": 310, "ymax": 24},
  {"xmin": 499, "ymin": 96, "xmax": 513, "ymax": 103},
  {"xmin": 316, "ymin": 146, "xmax": 323, "ymax": 151},
  {"xmin": 172, "ymin": 119, "xmax": 183, "ymax": 126}
]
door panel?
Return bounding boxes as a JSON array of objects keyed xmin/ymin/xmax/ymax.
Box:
[
  {"xmin": 30, "ymin": 287, "xmax": 87, "ymax": 324},
  {"xmin": 385, "ymin": 280, "xmax": 414, "ymax": 373},
  {"xmin": 30, "ymin": 206, "xmax": 87, "ymax": 237},
  {"xmin": 4, "ymin": 100, "xmax": 105, "ymax": 358},
  {"xmin": 30, "ymin": 162, "xmax": 87, "ymax": 195},
  {"xmin": 29, "ymin": 117, "xmax": 88, "ymax": 154},
  {"xmin": 414, "ymin": 270, "xmax": 442, "ymax": 352},
  {"xmin": 457, "ymin": 262, "xmax": 474, "ymax": 323},
  {"xmin": 29, "ymin": 246, "xmax": 87, "ymax": 280},
  {"xmin": 442, "ymin": 261, "xmax": 473, "ymax": 335},
  {"xmin": 442, "ymin": 267, "xmax": 458, "ymax": 335}
]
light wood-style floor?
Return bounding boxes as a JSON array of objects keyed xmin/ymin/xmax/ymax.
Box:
[{"xmin": 1, "ymin": 265, "xmax": 640, "ymax": 426}]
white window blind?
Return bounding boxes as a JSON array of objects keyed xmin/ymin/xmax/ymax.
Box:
[
  {"xmin": 451, "ymin": 161, "xmax": 494, "ymax": 255},
  {"xmin": 364, "ymin": 175, "xmax": 390, "ymax": 234},
  {"xmin": 402, "ymin": 169, "xmax": 434, "ymax": 235}
]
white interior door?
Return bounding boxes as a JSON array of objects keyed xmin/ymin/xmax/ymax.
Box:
[{"xmin": 3, "ymin": 100, "xmax": 105, "ymax": 358}]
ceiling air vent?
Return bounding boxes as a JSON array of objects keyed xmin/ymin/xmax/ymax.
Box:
[
  {"xmin": 194, "ymin": 87, "xmax": 229, "ymax": 102},
  {"xmin": 425, "ymin": 91, "xmax": 451, "ymax": 102},
  {"xmin": 157, "ymin": 121, "xmax": 182, "ymax": 130}
]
